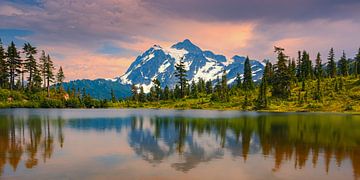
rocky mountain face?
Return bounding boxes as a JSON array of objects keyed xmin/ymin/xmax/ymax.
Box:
[{"xmin": 63, "ymin": 39, "xmax": 265, "ymax": 98}]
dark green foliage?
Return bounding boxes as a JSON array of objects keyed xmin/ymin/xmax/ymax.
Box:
[
  {"xmin": 131, "ymin": 84, "xmax": 138, "ymax": 101},
  {"xmin": 256, "ymin": 63, "xmax": 269, "ymax": 108},
  {"xmin": 315, "ymin": 52, "xmax": 323, "ymax": 79},
  {"xmin": 174, "ymin": 57, "xmax": 188, "ymax": 98},
  {"xmin": 327, "ymin": 48, "xmax": 337, "ymax": 78},
  {"xmin": 242, "ymin": 56, "xmax": 254, "ymax": 91},
  {"xmin": 205, "ymin": 80, "xmax": 212, "ymax": 94},
  {"xmin": 235, "ymin": 73, "xmax": 242, "ymax": 88},
  {"xmin": 356, "ymin": 48, "xmax": 360, "ymax": 78},
  {"xmin": 111, "ymin": 88, "xmax": 117, "ymax": 103},
  {"xmin": 56, "ymin": 66, "xmax": 65, "ymax": 92},
  {"xmin": 163, "ymin": 85, "xmax": 170, "ymax": 100},
  {"xmin": 23, "ymin": 43, "xmax": 38, "ymax": 91},
  {"xmin": 149, "ymin": 79, "xmax": 162, "ymax": 101},
  {"xmin": 7, "ymin": 42, "xmax": 21, "ymax": 90},
  {"xmin": 139, "ymin": 86, "xmax": 146, "ymax": 102},
  {"xmin": 271, "ymin": 47, "xmax": 291, "ymax": 99},
  {"xmin": 0, "ymin": 39, "xmax": 8, "ymax": 88},
  {"xmin": 338, "ymin": 51, "xmax": 349, "ymax": 77},
  {"xmin": 190, "ymin": 80, "xmax": 198, "ymax": 98}
]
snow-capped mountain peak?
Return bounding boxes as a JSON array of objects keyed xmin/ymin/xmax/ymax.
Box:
[{"xmin": 120, "ymin": 39, "xmax": 264, "ymax": 93}]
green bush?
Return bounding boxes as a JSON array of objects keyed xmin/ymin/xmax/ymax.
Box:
[
  {"xmin": 0, "ymin": 89, "xmax": 10, "ymax": 101},
  {"xmin": 40, "ymin": 99, "xmax": 65, "ymax": 108},
  {"xmin": 65, "ymin": 98, "xmax": 83, "ymax": 108}
]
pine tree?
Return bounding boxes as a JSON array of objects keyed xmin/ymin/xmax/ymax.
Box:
[
  {"xmin": 174, "ymin": 84, "xmax": 181, "ymax": 99},
  {"xmin": 338, "ymin": 51, "xmax": 349, "ymax": 77},
  {"xmin": 257, "ymin": 63, "xmax": 269, "ymax": 108},
  {"xmin": 242, "ymin": 56, "xmax": 254, "ymax": 91},
  {"xmin": 111, "ymin": 88, "xmax": 116, "ymax": 103},
  {"xmin": 315, "ymin": 52, "xmax": 323, "ymax": 79},
  {"xmin": 39, "ymin": 50, "xmax": 47, "ymax": 88},
  {"xmin": 272, "ymin": 47, "xmax": 291, "ymax": 99},
  {"xmin": 23, "ymin": 43, "xmax": 38, "ymax": 90},
  {"xmin": 205, "ymin": 80, "xmax": 212, "ymax": 94},
  {"xmin": 0, "ymin": 39, "xmax": 8, "ymax": 88},
  {"xmin": 190, "ymin": 80, "xmax": 198, "ymax": 98},
  {"xmin": 56, "ymin": 66, "xmax": 65, "ymax": 92},
  {"xmin": 131, "ymin": 84, "xmax": 138, "ymax": 101},
  {"xmin": 150, "ymin": 78, "xmax": 161, "ymax": 101},
  {"xmin": 45, "ymin": 54, "xmax": 55, "ymax": 97},
  {"xmin": 163, "ymin": 85, "xmax": 170, "ymax": 100},
  {"xmin": 196, "ymin": 78, "xmax": 206, "ymax": 94},
  {"xmin": 138, "ymin": 86, "xmax": 146, "ymax": 102},
  {"xmin": 327, "ymin": 48, "xmax": 336, "ymax": 78},
  {"xmin": 174, "ymin": 57, "xmax": 187, "ymax": 98},
  {"xmin": 235, "ymin": 73, "xmax": 242, "ymax": 88},
  {"xmin": 221, "ymin": 70, "xmax": 229, "ymax": 101},
  {"xmin": 6, "ymin": 42, "xmax": 21, "ymax": 90},
  {"xmin": 356, "ymin": 48, "xmax": 360, "ymax": 78}
]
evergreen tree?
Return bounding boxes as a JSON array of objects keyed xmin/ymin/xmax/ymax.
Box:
[
  {"xmin": 221, "ymin": 70, "xmax": 229, "ymax": 102},
  {"xmin": 190, "ymin": 80, "xmax": 198, "ymax": 98},
  {"xmin": 174, "ymin": 84, "xmax": 181, "ymax": 99},
  {"xmin": 338, "ymin": 51, "xmax": 349, "ymax": 77},
  {"xmin": 257, "ymin": 63, "xmax": 269, "ymax": 108},
  {"xmin": 23, "ymin": 43, "xmax": 38, "ymax": 90},
  {"xmin": 163, "ymin": 85, "xmax": 170, "ymax": 100},
  {"xmin": 6, "ymin": 42, "xmax": 21, "ymax": 90},
  {"xmin": 197, "ymin": 78, "xmax": 206, "ymax": 94},
  {"xmin": 111, "ymin": 88, "xmax": 116, "ymax": 103},
  {"xmin": 32, "ymin": 67, "xmax": 42, "ymax": 91},
  {"xmin": 0, "ymin": 39, "xmax": 8, "ymax": 88},
  {"xmin": 39, "ymin": 50, "xmax": 47, "ymax": 88},
  {"xmin": 56, "ymin": 66, "xmax": 65, "ymax": 92},
  {"xmin": 272, "ymin": 47, "xmax": 291, "ymax": 99},
  {"xmin": 235, "ymin": 73, "xmax": 242, "ymax": 88},
  {"xmin": 315, "ymin": 52, "xmax": 323, "ymax": 79},
  {"xmin": 138, "ymin": 86, "xmax": 146, "ymax": 102},
  {"xmin": 327, "ymin": 48, "xmax": 336, "ymax": 78},
  {"xmin": 205, "ymin": 80, "xmax": 212, "ymax": 94},
  {"xmin": 131, "ymin": 84, "xmax": 138, "ymax": 101},
  {"xmin": 356, "ymin": 48, "xmax": 360, "ymax": 78},
  {"xmin": 150, "ymin": 78, "xmax": 161, "ymax": 101},
  {"xmin": 44, "ymin": 54, "xmax": 55, "ymax": 97},
  {"xmin": 174, "ymin": 57, "xmax": 187, "ymax": 98},
  {"xmin": 296, "ymin": 51, "xmax": 302, "ymax": 79},
  {"xmin": 242, "ymin": 56, "xmax": 254, "ymax": 91},
  {"xmin": 289, "ymin": 59, "xmax": 297, "ymax": 82}
]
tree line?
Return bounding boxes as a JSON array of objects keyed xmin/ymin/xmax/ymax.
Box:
[
  {"xmin": 130, "ymin": 46, "xmax": 360, "ymax": 110},
  {"xmin": 0, "ymin": 39, "xmax": 65, "ymax": 97}
]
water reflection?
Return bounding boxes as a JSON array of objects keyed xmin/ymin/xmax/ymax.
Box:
[
  {"xmin": 0, "ymin": 114, "xmax": 64, "ymax": 175},
  {"xmin": 1, "ymin": 110, "xmax": 360, "ymax": 179}
]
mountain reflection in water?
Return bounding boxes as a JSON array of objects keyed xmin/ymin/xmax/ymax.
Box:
[{"xmin": 0, "ymin": 109, "xmax": 359, "ymax": 179}]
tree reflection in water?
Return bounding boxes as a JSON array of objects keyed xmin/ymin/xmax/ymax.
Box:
[
  {"xmin": 0, "ymin": 115, "xmax": 64, "ymax": 175},
  {"xmin": 1, "ymin": 112, "xmax": 360, "ymax": 178}
]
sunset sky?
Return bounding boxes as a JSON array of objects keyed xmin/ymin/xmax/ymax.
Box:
[{"xmin": 1, "ymin": 0, "xmax": 360, "ymax": 80}]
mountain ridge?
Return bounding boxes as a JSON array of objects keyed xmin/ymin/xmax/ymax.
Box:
[{"xmin": 63, "ymin": 39, "xmax": 265, "ymax": 98}]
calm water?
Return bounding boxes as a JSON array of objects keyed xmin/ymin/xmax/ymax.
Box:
[{"xmin": 0, "ymin": 109, "xmax": 360, "ymax": 180}]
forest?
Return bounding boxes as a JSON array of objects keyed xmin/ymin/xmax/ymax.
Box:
[
  {"xmin": 121, "ymin": 46, "xmax": 360, "ymax": 112},
  {"xmin": 1, "ymin": 38, "xmax": 360, "ymax": 111}
]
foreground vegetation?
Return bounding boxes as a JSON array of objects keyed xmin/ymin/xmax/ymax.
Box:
[
  {"xmin": 1, "ymin": 37, "xmax": 360, "ymax": 112},
  {"xmin": 117, "ymin": 46, "xmax": 360, "ymax": 112},
  {"xmin": 106, "ymin": 76, "xmax": 360, "ymax": 112}
]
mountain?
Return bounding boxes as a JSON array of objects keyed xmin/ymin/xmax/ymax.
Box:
[
  {"xmin": 62, "ymin": 39, "xmax": 265, "ymax": 99},
  {"xmin": 120, "ymin": 39, "xmax": 264, "ymax": 92},
  {"xmin": 62, "ymin": 78, "xmax": 131, "ymax": 99}
]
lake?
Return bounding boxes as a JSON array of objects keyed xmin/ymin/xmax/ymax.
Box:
[{"xmin": 0, "ymin": 109, "xmax": 359, "ymax": 179}]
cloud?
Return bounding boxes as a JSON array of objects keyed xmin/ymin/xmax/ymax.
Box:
[
  {"xmin": 142, "ymin": 0, "xmax": 360, "ymax": 22},
  {"xmin": 0, "ymin": 0, "xmax": 359, "ymax": 80}
]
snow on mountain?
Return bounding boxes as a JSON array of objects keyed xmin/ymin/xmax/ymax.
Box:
[{"xmin": 120, "ymin": 39, "xmax": 264, "ymax": 93}]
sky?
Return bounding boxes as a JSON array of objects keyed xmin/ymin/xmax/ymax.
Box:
[{"xmin": 0, "ymin": 0, "xmax": 360, "ymax": 81}]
